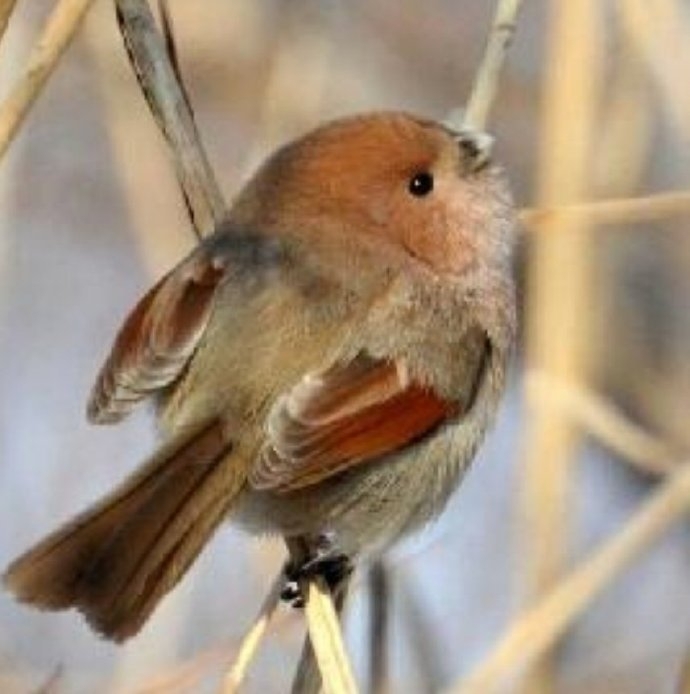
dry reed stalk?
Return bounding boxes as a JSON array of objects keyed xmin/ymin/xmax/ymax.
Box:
[
  {"xmin": 368, "ymin": 562, "xmax": 390, "ymax": 694},
  {"xmin": 526, "ymin": 371, "xmax": 680, "ymax": 476},
  {"xmin": 112, "ymin": 5, "xmax": 357, "ymax": 692},
  {"xmin": 396, "ymin": 573, "xmax": 443, "ymax": 691},
  {"xmin": 0, "ymin": 0, "xmax": 96, "ymax": 160},
  {"xmin": 518, "ymin": 1, "xmax": 603, "ymax": 691},
  {"xmin": 301, "ymin": 576, "xmax": 358, "ymax": 694},
  {"xmin": 222, "ymin": 572, "xmax": 284, "ymax": 693},
  {"xmin": 617, "ymin": 0, "xmax": 690, "ymax": 142},
  {"xmin": 461, "ymin": 0, "xmax": 525, "ymax": 132},
  {"xmin": 679, "ymin": 649, "xmax": 690, "ymax": 694},
  {"xmin": 0, "ymin": 0, "xmax": 17, "ymax": 43},
  {"xmin": 520, "ymin": 190, "xmax": 690, "ymax": 230},
  {"xmin": 448, "ymin": 460, "xmax": 690, "ymax": 694},
  {"xmin": 285, "ymin": 538, "xmax": 357, "ymax": 694},
  {"xmin": 115, "ymin": 0, "xmax": 226, "ymax": 237},
  {"xmin": 84, "ymin": 4, "xmax": 193, "ymax": 274},
  {"xmin": 134, "ymin": 641, "xmax": 234, "ymax": 694}
]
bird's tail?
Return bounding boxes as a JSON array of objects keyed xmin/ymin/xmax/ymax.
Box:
[{"xmin": 3, "ymin": 421, "xmax": 239, "ymax": 642}]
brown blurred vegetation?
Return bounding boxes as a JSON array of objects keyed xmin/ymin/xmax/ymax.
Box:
[{"xmin": 0, "ymin": 1, "xmax": 689, "ymax": 692}]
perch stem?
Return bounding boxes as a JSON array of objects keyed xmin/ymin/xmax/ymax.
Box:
[
  {"xmin": 451, "ymin": 461, "xmax": 690, "ymax": 693},
  {"xmin": 0, "ymin": 0, "xmax": 97, "ymax": 161},
  {"xmin": 222, "ymin": 571, "xmax": 284, "ymax": 693},
  {"xmin": 461, "ymin": 0, "xmax": 525, "ymax": 131},
  {"xmin": 0, "ymin": 0, "xmax": 17, "ymax": 43},
  {"xmin": 520, "ymin": 189, "xmax": 690, "ymax": 230},
  {"xmin": 114, "ymin": 0, "xmax": 226, "ymax": 237}
]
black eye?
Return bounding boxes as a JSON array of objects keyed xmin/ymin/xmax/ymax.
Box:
[{"xmin": 408, "ymin": 172, "xmax": 434, "ymax": 197}]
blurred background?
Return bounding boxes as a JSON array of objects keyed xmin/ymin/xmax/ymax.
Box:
[{"xmin": 0, "ymin": 0, "xmax": 689, "ymax": 692}]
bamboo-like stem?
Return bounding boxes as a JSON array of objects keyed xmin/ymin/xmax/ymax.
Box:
[
  {"xmin": 114, "ymin": 0, "xmax": 226, "ymax": 237},
  {"xmin": 461, "ymin": 0, "xmax": 525, "ymax": 132},
  {"xmin": 519, "ymin": 1, "xmax": 603, "ymax": 691},
  {"xmin": 520, "ymin": 190, "xmax": 690, "ymax": 231},
  {"xmin": 526, "ymin": 371, "xmax": 680, "ymax": 476},
  {"xmin": 302, "ymin": 576, "xmax": 358, "ymax": 694},
  {"xmin": 449, "ymin": 461, "xmax": 690, "ymax": 694},
  {"xmin": 287, "ymin": 538, "xmax": 357, "ymax": 694},
  {"xmin": 113, "ymin": 5, "xmax": 356, "ymax": 693},
  {"xmin": 222, "ymin": 572, "xmax": 284, "ymax": 693},
  {"xmin": 679, "ymin": 648, "xmax": 690, "ymax": 694},
  {"xmin": 0, "ymin": 0, "xmax": 97, "ymax": 161},
  {"xmin": 368, "ymin": 562, "xmax": 390, "ymax": 694},
  {"xmin": 617, "ymin": 0, "xmax": 690, "ymax": 142},
  {"xmin": 0, "ymin": 0, "xmax": 17, "ymax": 43}
]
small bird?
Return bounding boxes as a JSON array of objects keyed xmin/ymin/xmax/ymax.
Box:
[{"xmin": 4, "ymin": 112, "xmax": 517, "ymax": 642}]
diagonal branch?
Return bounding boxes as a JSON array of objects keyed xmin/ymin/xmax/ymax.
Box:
[
  {"xmin": 112, "ymin": 5, "xmax": 356, "ymax": 692},
  {"xmin": 114, "ymin": 0, "xmax": 225, "ymax": 237},
  {"xmin": 0, "ymin": 0, "xmax": 97, "ymax": 161},
  {"xmin": 458, "ymin": 0, "xmax": 525, "ymax": 132},
  {"xmin": 222, "ymin": 571, "xmax": 284, "ymax": 693},
  {"xmin": 449, "ymin": 460, "xmax": 690, "ymax": 693},
  {"xmin": 0, "ymin": 0, "xmax": 18, "ymax": 43},
  {"xmin": 520, "ymin": 189, "xmax": 690, "ymax": 230}
]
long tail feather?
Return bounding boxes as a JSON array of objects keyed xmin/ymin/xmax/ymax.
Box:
[{"xmin": 3, "ymin": 422, "xmax": 240, "ymax": 642}]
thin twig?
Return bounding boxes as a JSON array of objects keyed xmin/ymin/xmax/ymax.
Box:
[
  {"xmin": 617, "ymin": 0, "xmax": 690, "ymax": 143},
  {"xmin": 368, "ymin": 562, "xmax": 390, "ymax": 694},
  {"xmin": 519, "ymin": 2, "xmax": 603, "ymax": 690},
  {"xmin": 134, "ymin": 640, "xmax": 234, "ymax": 694},
  {"xmin": 461, "ymin": 0, "xmax": 525, "ymax": 131},
  {"xmin": 156, "ymin": 0, "xmax": 194, "ymax": 117},
  {"xmin": 0, "ymin": 0, "xmax": 97, "ymax": 161},
  {"xmin": 115, "ymin": 0, "xmax": 226, "ymax": 237},
  {"xmin": 302, "ymin": 576, "xmax": 358, "ymax": 694},
  {"xmin": 32, "ymin": 665, "xmax": 63, "ymax": 694},
  {"xmin": 527, "ymin": 371, "xmax": 681, "ymax": 476},
  {"xmin": 0, "ymin": 0, "xmax": 18, "ymax": 43},
  {"xmin": 520, "ymin": 190, "xmax": 690, "ymax": 230},
  {"xmin": 222, "ymin": 571, "xmax": 284, "ymax": 693},
  {"xmin": 287, "ymin": 537, "xmax": 357, "ymax": 694},
  {"xmin": 678, "ymin": 648, "xmax": 690, "ymax": 694},
  {"xmin": 449, "ymin": 461, "xmax": 690, "ymax": 694},
  {"xmin": 113, "ymin": 5, "xmax": 356, "ymax": 693}
]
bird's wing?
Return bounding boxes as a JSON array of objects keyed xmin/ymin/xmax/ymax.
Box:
[
  {"xmin": 250, "ymin": 352, "xmax": 468, "ymax": 492},
  {"xmin": 87, "ymin": 230, "xmax": 284, "ymax": 424}
]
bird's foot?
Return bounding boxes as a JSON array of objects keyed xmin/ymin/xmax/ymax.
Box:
[{"xmin": 281, "ymin": 551, "xmax": 353, "ymax": 608}]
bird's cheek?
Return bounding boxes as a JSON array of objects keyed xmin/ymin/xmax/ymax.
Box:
[{"xmin": 403, "ymin": 225, "xmax": 476, "ymax": 276}]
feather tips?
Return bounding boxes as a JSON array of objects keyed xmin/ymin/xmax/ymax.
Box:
[{"xmin": 250, "ymin": 354, "xmax": 456, "ymax": 492}]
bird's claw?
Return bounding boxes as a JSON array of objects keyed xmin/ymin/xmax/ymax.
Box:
[{"xmin": 281, "ymin": 553, "xmax": 353, "ymax": 608}]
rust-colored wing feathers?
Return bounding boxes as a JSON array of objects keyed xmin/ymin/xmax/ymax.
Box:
[
  {"xmin": 87, "ymin": 248, "xmax": 227, "ymax": 424},
  {"xmin": 250, "ymin": 354, "xmax": 458, "ymax": 492}
]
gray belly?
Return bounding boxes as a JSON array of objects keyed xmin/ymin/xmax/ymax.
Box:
[{"xmin": 231, "ymin": 409, "xmax": 490, "ymax": 558}]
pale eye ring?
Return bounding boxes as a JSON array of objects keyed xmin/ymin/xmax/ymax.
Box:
[{"xmin": 408, "ymin": 172, "xmax": 434, "ymax": 197}]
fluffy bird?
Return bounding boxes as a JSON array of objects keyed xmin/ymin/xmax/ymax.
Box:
[{"xmin": 4, "ymin": 112, "xmax": 517, "ymax": 641}]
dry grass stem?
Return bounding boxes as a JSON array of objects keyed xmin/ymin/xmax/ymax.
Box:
[
  {"xmin": 115, "ymin": 0, "xmax": 226, "ymax": 236},
  {"xmin": 617, "ymin": 0, "xmax": 690, "ymax": 141},
  {"xmin": 368, "ymin": 562, "xmax": 390, "ymax": 694},
  {"xmin": 519, "ymin": 1, "xmax": 603, "ymax": 690},
  {"xmin": 0, "ymin": 0, "xmax": 17, "ymax": 43},
  {"xmin": 450, "ymin": 461, "xmax": 690, "ymax": 694},
  {"xmin": 527, "ymin": 371, "xmax": 680, "ymax": 476},
  {"xmin": 461, "ymin": 0, "xmax": 525, "ymax": 132},
  {"xmin": 222, "ymin": 571, "xmax": 284, "ymax": 693},
  {"xmin": 134, "ymin": 641, "xmax": 234, "ymax": 693},
  {"xmin": 114, "ymin": 5, "xmax": 356, "ymax": 691},
  {"xmin": 303, "ymin": 576, "xmax": 358, "ymax": 694},
  {"xmin": 0, "ymin": 0, "xmax": 96, "ymax": 161},
  {"xmin": 520, "ymin": 190, "xmax": 690, "ymax": 230},
  {"xmin": 679, "ymin": 649, "xmax": 690, "ymax": 694}
]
